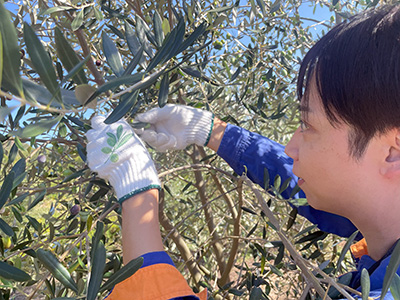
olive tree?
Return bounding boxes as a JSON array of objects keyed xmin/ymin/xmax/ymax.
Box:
[{"xmin": 0, "ymin": 0, "xmax": 395, "ymax": 299}]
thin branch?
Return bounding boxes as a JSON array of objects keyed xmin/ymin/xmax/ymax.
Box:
[
  {"xmin": 111, "ymin": 65, "xmax": 168, "ymax": 99},
  {"xmin": 191, "ymin": 146, "xmax": 227, "ymax": 278},
  {"xmin": 198, "ymin": 147, "xmax": 238, "ymax": 218},
  {"xmin": 126, "ymin": 0, "xmax": 145, "ymax": 20},
  {"xmin": 53, "ymin": 0, "xmax": 105, "ymax": 87},
  {"xmin": 0, "ymin": 90, "xmax": 77, "ymax": 114},
  {"xmin": 18, "ymin": 177, "xmax": 92, "ymax": 194},
  {"xmin": 64, "ymin": 119, "xmax": 86, "ymax": 146},
  {"xmin": 167, "ymin": 0, "xmax": 175, "ymax": 29},
  {"xmin": 314, "ymin": 268, "xmax": 357, "ymax": 300},
  {"xmin": 159, "ymin": 190, "xmax": 204, "ymax": 288},
  {"xmin": 299, "ymin": 284, "xmax": 312, "ymax": 300},
  {"xmin": 16, "ymin": 137, "xmax": 78, "ymax": 146},
  {"xmin": 299, "ymin": 17, "xmax": 331, "ymax": 28},
  {"xmin": 158, "ymin": 163, "xmax": 237, "ymax": 180},
  {"xmin": 246, "ymin": 178, "xmax": 332, "ymax": 300},
  {"xmin": 162, "ymin": 186, "xmax": 239, "ymax": 242},
  {"xmin": 219, "ymin": 175, "xmax": 243, "ymax": 285},
  {"xmin": 74, "ymin": 28, "xmax": 105, "ymax": 86}
]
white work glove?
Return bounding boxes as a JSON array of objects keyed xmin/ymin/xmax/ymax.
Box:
[
  {"xmin": 86, "ymin": 115, "xmax": 161, "ymax": 204},
  {"xmin": 135, "ymin": 104, "xmax": 214, "ymax": 152}
]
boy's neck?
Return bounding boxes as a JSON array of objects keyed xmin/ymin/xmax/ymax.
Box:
[
  {"xmin": 354, "ymin": 207, "xmax": 400, "ymax": 261},
  {"xmin": 365, "ymin": 235, "xmax": 399, "ymax": 261}
]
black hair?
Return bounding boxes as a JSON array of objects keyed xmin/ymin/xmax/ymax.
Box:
[{"xmin": 297, "ymin": 4, "xmax": 400, "ymax": 158}]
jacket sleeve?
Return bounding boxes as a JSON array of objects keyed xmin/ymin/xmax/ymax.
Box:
[
  {"xmin": 345, "ymin": 291, "xmax": 393, "ymax": 300},
  {"xmin": 105, "ymin": 251, "xmax": 207, "ymax": 300},
  {"xmin": 217, "ymin": 123, "xmax": 359, "ymax": 238}
]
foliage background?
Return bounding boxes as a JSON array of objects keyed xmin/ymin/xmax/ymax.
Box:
[{"xmin": 0, "ymin": 0, "xmax": 395, "ymax": 299}]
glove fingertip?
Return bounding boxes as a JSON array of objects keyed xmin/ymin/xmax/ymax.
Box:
[
  {"xmin": 149, "ymin": 133, "xmax": 174, "ymax": 152},
  {"xmin": 141, "ymin": 130, "xmax": 157, "ymax": 143},
  {"xmin": 133, "ymin": 128, "xmax": 144, "ymax": 136},
  {"xmin": 164, "ymin": 135, "xmax": 179, "ymax": 150},
  {"xmin": 158, "ymin": 146, "xmax": 168, "ymax": 152},
  {"xmin": 85, "ymin": 129, "xmax": 96, "ymax": 141},
  {"xmin": 136, "ymin": 105, "xmax": 167, "ymax": 122},
  {"xmin": 157, "ymin": 132, "xmax": 170, "ymax": 144},
  {"xmin": 135, "ymin": 113, "xmax": 151, "ymax": 123},
  {"xmin": 91, "ymin": 115, "xmax": 106, "ymax": 129}
]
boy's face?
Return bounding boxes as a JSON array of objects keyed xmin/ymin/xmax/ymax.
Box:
[{"xmin": 285, "ymin": 83, "xmax": 385, "ymax": 218}]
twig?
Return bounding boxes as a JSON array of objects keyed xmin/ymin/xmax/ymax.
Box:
[
  {"xmin": 191, "ymin": 146, "xmax": 227, "ymax": 278},
  {"xmin": 158, "ymin": 163, "xmax": 237, "ymax": 180},
  {"xmin": 219, "ymin": 175, "xmax": 243, "ymax": 285},
  {"xmin": 167, "ymin": 0, "xmax": 175, "ymax": 29},
  {"xmin": 18, "ymin": 177, "xmax": 92, "ymax": 194},
  {"xmin": 0, "ymin": 90, "xmax": 76, "ymax": 114},
  {"xmin": 53, "ymin": 0, "xmax": 105, "ymax": 87},
  {"xmin": 333, "ymin": 282, "xmax": 375, "ymax": 300},
  {"xmin": 314, "ymin": 271, "xmax": 358, "ymax": 300},
  {"xmin": 198, "ymin": 147, "xmax": 238, "ymax": 218},
  {"xmin": 162, "ymin": 186, "xmax": 238, "ymax": 242},
  {"xmin": 299, "ymin": 17, "xmax": 331, "ymax": 28},
  {"xmin": 159, "ymin": 190, "xmax": 204, "ymax": 288},
  {"xmin": 15, "ymin": 137, "xmax": 78, "ymax": 146},
  {"xmin": 246, "ymin": 178, "xmax": 332, "ymax": 299},
  {"xmin": 111, "ymin": 65, "xmax": 168, "ymax": 99},
  {"xmin": 74, "ymin": 28, "xmax": 105, "ymax": 86},
  {"xmin": 126, "ymin": 0, "xmax": 145, "ymax": 20},
  {"xmin": 299, "ymin": 284, "xmax": 312, "ymax": 300},
  {"xmin": 64, "ymin": 120, "xmax": 86, "ymax": 146}
]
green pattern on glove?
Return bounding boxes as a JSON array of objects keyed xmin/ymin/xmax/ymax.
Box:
[{"xmin": 101, "ymin": 125, "xmax": 134, "ymax": 163}]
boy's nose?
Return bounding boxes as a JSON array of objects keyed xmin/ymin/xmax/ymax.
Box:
[{"xmin": 285, "ymin": 127, "xmax": 300, "ymax": 161}]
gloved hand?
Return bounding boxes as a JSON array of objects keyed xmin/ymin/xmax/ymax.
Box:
[
  {"xmin": 86, "ymin": 115, "xmax": 161, "ymax": 204},
  {"xmin": 135, "ymin": 104, "xmax": 214, "ymax": 152}
]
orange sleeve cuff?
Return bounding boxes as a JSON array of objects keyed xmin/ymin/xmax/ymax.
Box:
[
  {"xmin": 350, "ymin": 238, "xmax": 369, "ymax": 259},
  {"xmin": 106, "ymin": 263, "xmax": 207, "ymax": 300}
]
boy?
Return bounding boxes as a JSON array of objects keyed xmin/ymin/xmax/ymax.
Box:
[{"xmin": 86, "ymin": 4, "xmax": 400, "ymax": 299}]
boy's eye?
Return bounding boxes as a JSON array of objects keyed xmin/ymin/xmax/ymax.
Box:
[{"xmin": 300, "ymin": 120, "xmax": 309, "ymax": 131}]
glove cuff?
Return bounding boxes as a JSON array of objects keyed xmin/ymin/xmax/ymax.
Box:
[
  {"xmin": 187, "ymin": 110, "xmax": 215, "ymax": 147},
  {"xmin": 107, "ymin": 159, "xmax": 161, "ymax": 203},
  {"xmin": 117, "ymin": 184, "xmax": 161, "ymax": 205}
]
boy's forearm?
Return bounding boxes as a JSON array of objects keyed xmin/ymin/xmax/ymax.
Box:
[
  {"xmin": 121, "ymin": 189, "xmax": 164, "ymax": 264},
  {"xmin": 119, "ymin": 117, "xmax": 227, "ymax": 264},
  {"xmin": 206, "ymin": 117, "xmax": 227, "ymax": 152}
]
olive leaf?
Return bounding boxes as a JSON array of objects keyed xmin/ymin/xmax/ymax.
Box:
[
  {"xmin": 24, "ymin": 22, "xmax": 62, "ymax": 103},
  {"xmin": 0, "ymin": 260, "xmax": 31, "ymax": 282},
  {"xmin": 71, "ymin": 9, "xmax": 84, "ymax": 31},
  {"xmin": 55, "ymin": 27, "xmax": 88, "ymax": 85},
  {"xmin": 37, "ymin": 249, "xmax": 78, "ymax": 292},
  {"xmin": 102, "ymin": 32, "xmax": 124, "ymax": 77},
  {"xmin": 0, "ymin": 0, "xmax": 23, "ymax": 96},
  {"xmin": 104, "ymin": 91, "xmax": 139, "ymax": 124}
]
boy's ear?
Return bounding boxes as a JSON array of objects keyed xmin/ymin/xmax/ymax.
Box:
[{"xmin": 382, "ymin": 130, "xmax": 400, "ymax": 177}]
